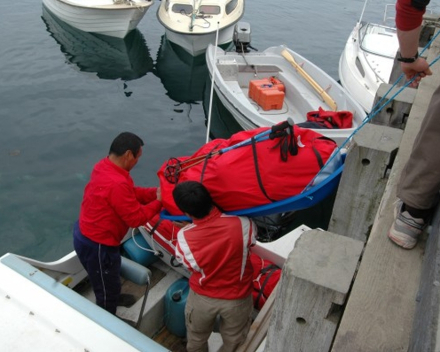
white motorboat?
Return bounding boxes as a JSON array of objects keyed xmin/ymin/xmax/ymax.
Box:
[
  {"xmin": 205, "ymin": 26, "xmax": 366, "ymax": 147},
  {"xmin": 42, "ymin": 5, "xmax": 154, "ymax": 80},
  {"xmin": 338, "ymin": 4, "xmax": 399, "ymax": 112},
  {"xmin": 0, "ymin": 220, "xmax": 312, "ymax": 351},
  {"xmin": 42, "ymin": 0, "xmax": 154, "ymax": 39},
  {"xmin": 156, "ymin": 0, "xmax": 244, "ymax": 57}
]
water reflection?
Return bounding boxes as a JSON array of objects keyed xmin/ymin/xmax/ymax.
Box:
[
  {"xmin": 202, "ymin": 79, "xmax": 243, "ymax": 140},
  {"xmin": 154, "ymin": 35, "xmax": 209, "ymax": 120},
  {"xmin": 41, "ymin": 5, "xmax": 153, "ymax": 82}
]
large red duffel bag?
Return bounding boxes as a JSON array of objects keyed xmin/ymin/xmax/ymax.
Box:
[{"xmin": 158, "ymin": 122, "xmax": 337, "ymax": 215}]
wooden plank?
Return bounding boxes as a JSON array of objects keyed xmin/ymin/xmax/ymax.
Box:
[
  {"xmin": 236, "ymin": 285, "xmax": 278, "ymax": 352},
  {"xmin": 408, "ymin": 207, "xmax": 440, "ymax": 352},
  {"xmin": 328, "ymin": 124, "xmax": 402, "ymax": 243},
  {"xmin": 265, "ymin": 230, "xmax": 363, "ymax": 352},
  {"xmin": 331, "ymin": 31, "xmax": 440, "ymax": 352},
  {"xmin": 371, "ymin": 83, "xmax": 416, "ymax": 127}
]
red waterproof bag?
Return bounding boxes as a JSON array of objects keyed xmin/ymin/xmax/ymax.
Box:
[
  {"xmin": 157, "ymin": 124, "xmax": 337, "ymax": 215},
  {"xmin": 306, "ymin": 107, "xmax": 353, "ymax": 129},
  {"xmin": 250, "ymin": 253, "xmax": 281, "ymax": 310}
]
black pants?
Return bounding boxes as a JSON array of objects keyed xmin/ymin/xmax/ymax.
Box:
[{"xmin": 73, "ymin": 221, "xmax": 121, "ymax": 314}]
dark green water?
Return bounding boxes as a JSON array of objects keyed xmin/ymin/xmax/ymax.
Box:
[{"xmin": 0, "ymin": 0, "xmax": 397, "ymax": 260}]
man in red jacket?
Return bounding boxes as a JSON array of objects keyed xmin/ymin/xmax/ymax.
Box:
[
  {"xmin": 173, "ymin": 181, "xmax": 256, "ymax": 352},
  {"xmin": 73, "ymin": 132, "xmax": 162, "ymax": 314},
  {"xmin": 388, "ymin": 0, "xmax": 439, "ymax": 249}
]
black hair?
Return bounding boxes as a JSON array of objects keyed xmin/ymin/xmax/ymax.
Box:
[
  {"xmin": 109, "ymin": 132, "xmax": 144, "ymax": 158},
  {"xmin": 172, "ymin": 181, "xmax": 213, "ymax": 219}
]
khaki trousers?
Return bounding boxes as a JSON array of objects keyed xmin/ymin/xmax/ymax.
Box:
[
  {"xmin": 185, "ymin": 289, "xmax": 253, "ymax": 352},
  {"xmin": 398, "ymin": 84, "xmax": 440, "ymax": 210}
]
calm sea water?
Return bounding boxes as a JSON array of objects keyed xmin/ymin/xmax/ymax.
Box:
[{"xmin": 0, "ymin": 0, "xmax": 401, "ymax": 261}]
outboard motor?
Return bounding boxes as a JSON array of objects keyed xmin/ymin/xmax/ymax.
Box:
[{"xmin": 233, "ymin": 22, "xmax": 252, "ymax": 53}]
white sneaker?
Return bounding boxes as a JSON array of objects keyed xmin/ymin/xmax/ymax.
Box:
[{"xmin": 388, "ymin": 200, "xmax": 425, "ymax": 249}]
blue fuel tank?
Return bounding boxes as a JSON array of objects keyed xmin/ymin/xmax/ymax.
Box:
[{"xmin": 164, "ymin": 277, "xmax": 190, "ymax": 337}]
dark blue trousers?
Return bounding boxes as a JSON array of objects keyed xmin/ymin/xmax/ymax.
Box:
[{"xmin": 73, "ymin": 221, "xmax": 121, "ymax": 315}]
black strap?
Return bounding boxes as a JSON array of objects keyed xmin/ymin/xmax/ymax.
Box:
[
  {"xmin": 269, "ymin": 124, "xmax": 297, "ymax": 161},
  {"xmin": 199, "ymin": 143, "xmax": 221, "ymax": 183},
  {"xmin": 254, "ymin": 264, "xmax": 280, "ymax": 308},
  {"xmin": 148, "ymin": 218, "xmax": 163, "ymax": 236},
  {"xmin": 311, "ymin": 136, "xmax": 335, "ymax": 169},
  {"xmin": 251, "ymin": 136, "xmax": 277, "ymax": 202}
]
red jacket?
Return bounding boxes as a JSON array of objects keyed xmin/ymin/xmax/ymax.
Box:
[
  {"xmin": 175, "ymin": 207, "xmax": 257, "ymax": 299},
  {"xmin": 79, "ymin": 157, "xmax": 162, "ymax": 246},
  {"xmin": 396, "ymin": 0, "xmax": 428, "ymax": 31}
]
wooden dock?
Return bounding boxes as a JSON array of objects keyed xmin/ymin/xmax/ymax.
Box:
[{"xmin": 262, "ymin": 17, "xmax": 440, "ymax": 352}]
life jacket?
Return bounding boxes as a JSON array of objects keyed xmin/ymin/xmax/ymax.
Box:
[
  {"xmin": 306, "ymin": 107, "xmax": 353, "ymax": 129},
  {"xmin": 250, "ymin": 252, "xmax": 281, "ymax": 310},
  {"xmin": 157, "ymin": 123, "xmax": 338, "ymax": 215}
]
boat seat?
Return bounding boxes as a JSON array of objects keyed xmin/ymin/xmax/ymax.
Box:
[{"xmin": 217, "ymin": 62, "xmax": 239, "ymax": 81}]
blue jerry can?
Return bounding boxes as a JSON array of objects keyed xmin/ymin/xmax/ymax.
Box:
[{"xmin": 165, "ymin": 277, "xmax": 190, "ymax": 337}]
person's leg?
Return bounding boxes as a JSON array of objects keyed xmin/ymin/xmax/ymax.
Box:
[
  {"xmin": 397, "ymin": 84, "xmax": 440, "ymax": 211},
  {"xmin": 73, "ymin": 222, "xmax": 121, "ymax": 314},
  {"xmin": 185, "ymin": 290, "xmax": 218, "ymax": 352},
  {"xmin": 218, "ymin": 295, "xmax": 253, "ymax": 352},
  {"xmin": 389, "ymin": 85, "xmax": 440, "ymax": 249}
]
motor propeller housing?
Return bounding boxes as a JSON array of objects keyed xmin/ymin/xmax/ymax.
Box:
[{"xmin": 233, "ymin": 22, "xmax": 251, "ymax": 52}]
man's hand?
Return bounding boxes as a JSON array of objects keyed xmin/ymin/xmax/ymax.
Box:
[{"xmin": 401, "ymin": 57, "xmax": 432, "ymax": 87}]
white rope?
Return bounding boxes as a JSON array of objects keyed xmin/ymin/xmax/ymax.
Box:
[
  {"xmin": 131, "ymin": 227, "xmax": 160, "ymax": 255},
  {"xmin": 205, "ymin": 22, "xmax": 220, "ymax": 144}
]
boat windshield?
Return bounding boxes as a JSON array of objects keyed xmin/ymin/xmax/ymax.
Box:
[
  {"xmin": 172, "ymin": 4, "xmax": 193, "ymax": 14},
  {"xmin": 226, "ymin": 0, "xmax": 238, "ymax": 14},
  {"xmin": 199, "ymin": 5, "xmax": 221, "ymax": 15},
  {"xmin": 359, "ymin": 23, "xmax": 398, "ymax": 59}
]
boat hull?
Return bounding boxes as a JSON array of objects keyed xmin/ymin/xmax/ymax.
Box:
[
  {"xmin": 157, "ymin": 0, "xmax": 244, "ymax": 56},
  {"xmin": 206, "ymin": 44, "xmax": 366, "ymax": 146},
  {"xmin": 164, "ymin": 24, "xmax": 236, "ymax": 57},
  {"xmin": 42, "ymin": 0, "xmax": 154, "ymax": 38},
  {"xmin": 338, "ymin": 21, "xmax": 398, "ymax": 112}
]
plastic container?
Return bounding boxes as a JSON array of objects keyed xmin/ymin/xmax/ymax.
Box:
[
  {"xmin": 259, "ymin": 89, "xmax": 285, "ymax": 110},
  {"xmin": 122, "ymin": 233, "xmax": 159, "ymax": 267},
  {"xmin": 164, "ymin": 277, "xmax": 190, "ymax": 337},
  {"xmin": 249, "ymin": 77, "xmax": 285, "ymax": 110},
  {"xmin": 249, "ymin": 78, "xmax": 271, "ymax": 100}
]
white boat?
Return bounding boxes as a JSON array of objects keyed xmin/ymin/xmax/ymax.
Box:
[
  {"xmin": 156, "ymin": 0, "xmax": 244, "ymax": 57},
  {"xmin": 0, "ymin": 221, "xmax": 312, "ymax": 351},
  {"xmin": 205, "ymin": 33, "xmax": 367, "ymax": 146},
  {"xmin": 338, "ymin": 4, "xmax": 399, "ymax": 112},
  {"xmin": 42, "ymin": 0, "xmax": 154, "ymax": 39},
  {"xmin": 42, "ymin": 5, "xmax": 154, "ymax": 80}
]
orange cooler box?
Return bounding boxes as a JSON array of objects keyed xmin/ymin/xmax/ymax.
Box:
[
  {"xmin": 248, "ymin": 78, "xmax": 271, "ymax": 101},
  {"xmin": 259, "ymin": 89, "xmax": 285, "ymax": 111},
  {"xmin": 249, "ymin": 77, "xmax": 285, "ymax": 110}
]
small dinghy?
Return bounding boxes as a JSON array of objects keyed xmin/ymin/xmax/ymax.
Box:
[{"xmin": 205, "ymin": 22, "xmax": 366, "ymax": 146}]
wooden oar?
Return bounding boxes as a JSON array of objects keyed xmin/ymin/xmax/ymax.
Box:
[{"xmin": 281, "ymin": 49, "xmax": 338, "ymax": 111}]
